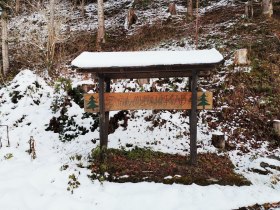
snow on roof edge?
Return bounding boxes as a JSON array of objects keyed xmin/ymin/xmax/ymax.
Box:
[{"xmin": 71, "ymin": 48, "xmax": 224, "ymax": 69}]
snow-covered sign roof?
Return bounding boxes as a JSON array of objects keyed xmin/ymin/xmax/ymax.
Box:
[
  {"xmin": 71, "ymin": 49, "xmax": 223, "ymax": 79},
  {"xmin": 72, "ymin": 49, "xmax": 223, "ymax": 68}
]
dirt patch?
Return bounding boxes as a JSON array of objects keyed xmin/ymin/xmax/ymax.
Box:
[{"xmin": 89, "ymin": 148, "xmax": 251, "ymax": 186}]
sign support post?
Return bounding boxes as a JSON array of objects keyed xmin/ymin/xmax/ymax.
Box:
[
  {"xmin": 98, "ymin": 75, "xmax": 108, "ymax": 149},
  {"xmin": 104, "ymin": 79, "xmax": 110, "ymax": 147},
  {"xmin": 190, "ymin": 70, "xmax": 199, "ymax": 165}
]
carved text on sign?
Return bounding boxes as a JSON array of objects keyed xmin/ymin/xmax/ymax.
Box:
[{"xmin": 84, "ymin": 92, "xmax": 213, "ymax": 113}]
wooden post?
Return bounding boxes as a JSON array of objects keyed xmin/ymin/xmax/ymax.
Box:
[
  {"xmin": 190, "ymin": 70, "xmax": 198, "ymax": 165},
  {"xmin": 98, "ymin": 76, "xmax": 107, "ymax": 149},
  {"xmin": 188, "ymin": 76, "xmax": 192, "ymax": 91},
  {"xmin": 105, "ymin": 79, "xmax": 110, "ymax": 137},
  {"xmin": 188, "ymin": 76, "xmax": 192, "ymax": 149}
]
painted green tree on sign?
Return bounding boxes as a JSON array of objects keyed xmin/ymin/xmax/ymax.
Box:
[
  {"xmin": 87, "ymin": 96, "xmax": 98, "ymax": 110},
  {"xmin": 198, "ymin": 92, "xmax": 210, "ymax": 109}
]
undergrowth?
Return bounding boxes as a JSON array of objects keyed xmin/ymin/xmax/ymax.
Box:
[{"xmin": 88, "ymin": 147, "xmax": 251, "ymax": 186}]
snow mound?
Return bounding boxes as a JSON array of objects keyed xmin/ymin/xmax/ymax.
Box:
[{"xmin": 0, "ymin": 70, "xmax": 55, "ymax": 149}]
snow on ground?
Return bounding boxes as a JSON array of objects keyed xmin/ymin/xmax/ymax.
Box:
[
  {"xmin": 1, "ymin": 0, "xmax": 280, "ymax": 208},
  {"xmin": 0, "ymin": 70, "xmax": 280, "ymax": 210}
]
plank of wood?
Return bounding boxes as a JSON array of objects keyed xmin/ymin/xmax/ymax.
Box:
[{"xmin": 84, "ymin": 92, "xmax": 213, "ymax": 113}]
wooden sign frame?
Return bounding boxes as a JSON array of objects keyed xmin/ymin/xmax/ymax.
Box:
[
  {"xmin": 84, "ymin": 92, "xmax": 213, "ymax": 113},
  {"xmin": 95, "ymin": 70, "xmax": 201, "ymax": 165},
  {"xmin": 72, "ymin": 50, "xmax": 223, "ymax": 165}
]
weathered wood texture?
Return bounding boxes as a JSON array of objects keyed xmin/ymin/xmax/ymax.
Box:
[
  {"xmin": 190, "ymin": 70, "xmax": 198, "ymax": 165},
  {"xmin": 78, "ymin": 65, "xmax": 212, "ymax": 79},
  {"xmin": 98, "ymin": 77, "xmax": 107, "ymax": 148},
  {"xmin": 84, "ymin": 92, "xmax": 213, "ymax": 113}
]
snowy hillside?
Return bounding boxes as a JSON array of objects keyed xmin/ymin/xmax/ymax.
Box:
[
  {"xmin": 0, "ymin": 69, "xmax": 280, "ymax": 209},
  {"xmin": 0, "ymin": 0, "xmax": 280, "ymax": 209}
]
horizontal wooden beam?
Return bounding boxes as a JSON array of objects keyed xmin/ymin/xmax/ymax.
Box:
[
  {"xmin": 77, "ymin": 70, "xmax": 210, "ymax": 79},
  {"xmin": 84, "ymin": 92, "xmax": 213, "ymax": 112},
  {"xmin": 76, "ymin": 64, "xmax": 218, "ymax": 79}
]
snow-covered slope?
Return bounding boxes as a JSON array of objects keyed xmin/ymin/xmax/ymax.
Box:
[
  {"xmin": 1, "ymin": 0, "xmax": 280, "ymax": 208},
  {"xmin": 0, "ymin": 69, "xmax": 280, "ymax": 210}
]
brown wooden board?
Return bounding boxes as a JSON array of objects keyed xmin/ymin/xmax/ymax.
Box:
[{"xmin": 84, "ymin": 92, "xmax": 212, "ymax": 113}]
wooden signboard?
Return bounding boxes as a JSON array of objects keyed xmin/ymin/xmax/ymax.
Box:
[{"xmin": 84, "ymin": 92, "xmax": 212, "ymax": 113}]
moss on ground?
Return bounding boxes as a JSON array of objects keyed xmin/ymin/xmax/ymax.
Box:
[{"xmin": 89, "ymin": 148, "xmax": 251, "ymax": 186}]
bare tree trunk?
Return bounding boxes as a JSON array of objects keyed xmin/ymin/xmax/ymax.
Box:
[
  {"xmin": 47, "ymin": 0, "xmax": 56, "ymax": 73},
  {"xmin": 81, "ymin": 0, "xmax": 85, "ymax": 17},
  {"xmin": 262, "ymin": 0, "xmax": 273, "ymax": 17},
  {"xmin": 15, "ymin": 0, "xmax": 20, "ymax": 14},
  {"xmin": 49, "ymin": 0, "xmax": 55, "ymax": 36},
  {"xmin": 37, "ymin": 0, "xmax": 43, "ymax": 9},
  {"xmin": 2, "ymin": 9, "xmax": 9, "ymax": 76},
  {"xmin": 96, "ymin": 0, "xmax": 105, "ymax": 51},
  {"xmin": 73, "ymin": 0, "xmax": 78, "ymax": 9},
  {"xmin": 195, "ymin": 0, "xmax": 199, "ymax": 49},
  {"xmin": 187, "ymin": 0, "xmax": 193, "ymax": 19},
  {"xmin": 168, "ymin": 2, "xmax": 177, "ymax": 15}
]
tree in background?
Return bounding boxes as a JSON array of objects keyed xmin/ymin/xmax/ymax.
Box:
[
  {"xmin": 195, "ymin": 0, "xmax": 199, "ymax": 48},
  {"xmin": 47, "ymin": 0, "xmax": 56, "ymax": 75},
  {"xmin": 96, "ymin": 0, "xmax": 105, "ymax": 51},
  {"xmin": 0, "ymin": 0, "xmax": 9, "ymax": 77},
  {"xmin": 187, "ymin": 0, "xmax": 193, "ymax": 19},
  {"xmin": 15, "ymin": 0, "xmax": 20, "ymax": 14},
  {"xmin": 72, "ymin": 0, "xmax": 86, "ymax": 17},
  {"xmin": 81, "ymin": 0, "xmax": 85, "ymax": 17},
  {"xmin": 262, "ymin": 0, "xmax": 273, "ymax": 17}
]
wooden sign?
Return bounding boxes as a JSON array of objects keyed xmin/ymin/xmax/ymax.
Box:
[{"xmin": 84, "ymin": 92, "xmax": 212, "ymax": 113}]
